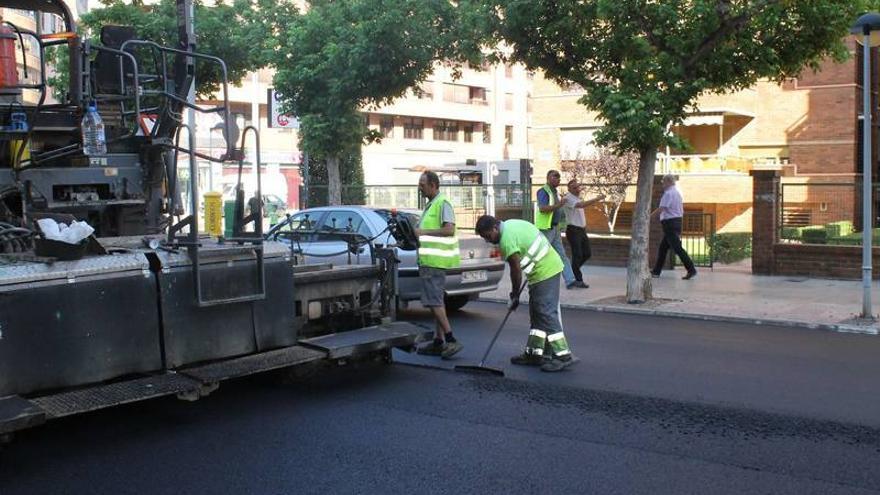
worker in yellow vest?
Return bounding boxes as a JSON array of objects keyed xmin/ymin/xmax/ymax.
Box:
[
  {"xmin": 476, "ymin": 215, "xmax": 578, "ymax": 372},
  {"xmin": 534, "ymin": 170, "xmax": 581, "ymax": 289},
  {"xmin": 415, "ymin": 171, "xmax": 463, "ymax": 359}
]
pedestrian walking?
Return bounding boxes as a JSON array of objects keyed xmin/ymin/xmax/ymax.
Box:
[
  {"xmin": 415, "ymin": 171, "xmax": 463, "ymax": 359},
  {"xmin": 562, "ymin": 179, "xmax": 604, "ymax": 288},
  {"xmin": 476, "ymin": 215, "xmax": 578, "ymax": 372},
  {"xmin": 651, "ymin": 174, "xmax": 697, "ymax": 280},
  {"xmin": 535, "ymin": 170, "xmax": 581, "ymax": 289}
]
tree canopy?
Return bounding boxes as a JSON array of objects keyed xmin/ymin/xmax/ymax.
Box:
[
  {"xmin": 491, "ymin": 0, "xmax": 864, "ymax": 301},
  {"xmin": 268, "ymin": 0, "xmax": 485, "ymax": 204},
  {"xmin": 60, "ymin": 0, "xmax": 279, "ymax": 98}
]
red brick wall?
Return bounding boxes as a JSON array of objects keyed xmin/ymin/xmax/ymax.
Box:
[
  {"xmin": 751, "ymin": 170, "xmax": 780, "ymax": 274},
  {"xmin": 773, "ymin": 244, "xmax": 880, "ymax": 279}
]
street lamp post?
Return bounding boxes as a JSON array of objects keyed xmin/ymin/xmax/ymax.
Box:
[{"xmin": 851, "ymin": 13, "xmax": 880, "ymax": 319}]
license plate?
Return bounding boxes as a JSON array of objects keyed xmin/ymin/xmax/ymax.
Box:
[{"xmin": 461, "ymin": 270, "xmax": 487, "ymax": 284}]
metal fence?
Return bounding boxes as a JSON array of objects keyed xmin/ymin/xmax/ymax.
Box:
[
  {"xmin": 680, "ymin": 212, "xmax": 716, "ymax": 268},
  {"xmin": 297, "ymin": 183, "xmax": 714, "ymax": 266},
  {"xmin": 778, "ymin": 182, "xmax": 878, "ymax": 246},
  {"xmin": 300, "ymin": 183, "xmax": 532, "ymax": 230}
]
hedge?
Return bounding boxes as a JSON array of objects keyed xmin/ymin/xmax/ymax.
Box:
[{"xmin": 709, "ymin": 232, "xmax": 752, "ymax": 264}]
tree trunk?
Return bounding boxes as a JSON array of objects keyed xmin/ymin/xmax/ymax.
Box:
[
  {"xmin": 327, "ymin": 155, "xmax": 342, "ymax": 205},
  {"xmin": 609, "ymin": 203, "xmax": 622, "ymax": 234},
  {"xmin": 625, "ymin": 147, "xmax": 658, "ymax": 303}
]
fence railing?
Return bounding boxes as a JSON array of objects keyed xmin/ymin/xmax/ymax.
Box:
[
  {"xmin": 778, "ymin": 182, "xmax": 879, "ymax": 246},
  {"xmin": 679, "ymin": 212, "xmax": 715, "ymax": 268}
]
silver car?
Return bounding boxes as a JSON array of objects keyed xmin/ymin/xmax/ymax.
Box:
[{"xmin": 266, "ymin": 206, "xmax": 505, "ymax": 310}]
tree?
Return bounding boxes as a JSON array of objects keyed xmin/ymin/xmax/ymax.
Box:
[
  {"xmin": 47, "ymin": 0, "xmax": 279, "ymax": 100},
  {"xmin": 567, "ymin": 147, "xmax": 638, "ymax": 234},
  {"xmin": 269, "ymin": 0, "xmax": 484, "ymax": 205},
  {"xmin": 304, "ymin": 150, "xmax": 366, "ymax": 208},
  {"xmin": 492, "ymin": 0, "xmax": 863, "ymax": 302}
]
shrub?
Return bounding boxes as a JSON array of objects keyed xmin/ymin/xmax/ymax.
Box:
[
  {"xmin": 801, "ymin": 227, "xmax": 828, "ymax": 244},
  {"xmin": 824, "ymin": 221, "xmax": 854, "ymax": 238},
  {"xmin": 709, "ymin": 232, "xmax": 752, "ymax": 264},
  {"xmin": 780, "ymin": 227, "xmax": 802, "ymax": 240}
]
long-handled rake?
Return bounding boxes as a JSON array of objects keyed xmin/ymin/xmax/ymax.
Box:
[{"xmin": 454, "ymin": 280, "xmax": 527, "ymax": 377}]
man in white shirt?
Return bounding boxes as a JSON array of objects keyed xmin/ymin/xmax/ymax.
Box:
[
  {"xmin": 650, "ymin": 174, "xmax": 697, "ymax": 280},
  {"xmin": 562, "ymin": 179, "xmax": 605, "ymax": 288}
]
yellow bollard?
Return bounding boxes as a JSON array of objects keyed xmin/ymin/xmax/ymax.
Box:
[{"xmin": 203, "ymin": 191, "xmax": 223, "ymax": 237}]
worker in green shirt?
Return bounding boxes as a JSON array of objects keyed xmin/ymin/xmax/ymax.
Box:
[
  {"xmin": 475, "ymin": 215, "xmax": 578, "ymax": 372},
  {"xmin": 414, "ymin": 171, "xmax": 463, "ymax": 359}
]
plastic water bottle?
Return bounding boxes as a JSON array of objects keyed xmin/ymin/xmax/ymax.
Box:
[{"xmin": 81, "ymin": 103, "xmax": 107, "ymax": 155}]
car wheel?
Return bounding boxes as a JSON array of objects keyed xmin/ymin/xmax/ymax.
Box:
[{"xmin": 445, "ymin": 295, "xmax": 469, "ymax": 312}]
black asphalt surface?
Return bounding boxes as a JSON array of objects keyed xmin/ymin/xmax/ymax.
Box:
[{"xmin": 2, "ymin": 302, "xmax": 880, "ymax": 494}]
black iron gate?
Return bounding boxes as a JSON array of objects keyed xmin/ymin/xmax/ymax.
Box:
[{"xmin": 676, "ymin": 212, "xmax": 715, "ymax": 269}]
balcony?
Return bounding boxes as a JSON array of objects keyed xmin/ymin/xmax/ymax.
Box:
[{"xmin": 659, "ymin": 154, "xmax": 755, "ymax": 174}]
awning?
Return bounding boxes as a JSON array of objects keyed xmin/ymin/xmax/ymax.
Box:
[{"xmin": 679, "ymin": 114, "xmax": 725, "ymax": 126}]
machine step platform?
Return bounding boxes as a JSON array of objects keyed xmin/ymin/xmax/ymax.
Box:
[
  {"xmin": 0, "ymin": 395, "xmax": 45, "ymax": 434},
  {"xmin": 180, "ymin": 345, "xmax": 326, "ymax": 384},
  {"xmin": 31, "ymin": 373, "xmax": 201, "ymax": 419},
  {"xmin": 299, "ymin": 321, "xmax": 432, "ymax": 359}
]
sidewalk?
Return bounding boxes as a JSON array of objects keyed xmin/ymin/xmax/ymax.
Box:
[{"xmin": 479, "ymin": 263, "xmax": 880, "ymax": 334}]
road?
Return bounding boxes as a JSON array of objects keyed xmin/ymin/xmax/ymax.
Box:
[{"xmin": 1, "ymin": 302, "xmax": 879, "ymax": 494}]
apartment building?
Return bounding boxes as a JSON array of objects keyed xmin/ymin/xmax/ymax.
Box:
[
  {"xmin": 529, "ymin": 38, "xmax": 867, "ymax": 235},
  {"xmin": 193, "ymin": 60, "xmax": 532, "ymax": 210},
  {"xmin": 361, "ymin": 61, "xmax": 531, "ymax": 186}
]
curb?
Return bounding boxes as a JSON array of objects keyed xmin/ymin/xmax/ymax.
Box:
[{"xmin": 479, "ymin": 297, "xmax": 880, "ymax": 336}]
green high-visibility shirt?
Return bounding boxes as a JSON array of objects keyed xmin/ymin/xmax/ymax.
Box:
[
  {"xmin": 417, "ymin": 193, "xmax": 460, "ymax": 269},
  {"xmin": 499, "ymin": 219, "xmax": 562, "ymax": 284}
]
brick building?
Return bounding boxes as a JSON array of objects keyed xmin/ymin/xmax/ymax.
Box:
[{"xmin": 528, "ymin": 38, "xmax": 869, "ymax": 236}]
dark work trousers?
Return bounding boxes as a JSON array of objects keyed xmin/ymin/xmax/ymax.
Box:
[
  {"xmin": 653, "ymin": 217, "xmax": 696, "ymax": 275},
  {"xmin": 565, "ymin": 225, "xmax": 591, "ymax": 282}
]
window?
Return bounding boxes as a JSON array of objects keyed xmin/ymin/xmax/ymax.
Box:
[
  {"xmin": 463, "ymin": 124, "xmax": 474, "ymax": 143},
  {"xmin": 414, "ymin": 82, "xmax": 434, "ymax": 100},
  {"xmin": 504, "ymin": 93, "xmax": 514, "ymax": 111},
  {"xmin": 272, "ymin": 211, "xmax": 319, "ymax": 242},
  {"xmin": 443, "ymin": 83, "xmax": 470, "ymax": 104},
  {"xmin": 469, "ymin": 87, "xmax": 488, "ymax": 105},
  {"xmin": 403, "ymin": 117, "xmax": 424, "ymax": 139},
  {"xmin": 380, "ymin": 115, "xmax": 394, "ymax": 138},
  {"xmin": 505, "ymin": 125, "xmax": 514, "ymax": 145},
  {"xmin": 482, "ymin": 123, "xmax": 491, "ymax": 144},
  {"xmin": 434, "ymin": 120, "xmax": 459, "ymax": 142},
  {"xmin": 317, "ymin": 211, "xmax": 370, "ymax": 240}
]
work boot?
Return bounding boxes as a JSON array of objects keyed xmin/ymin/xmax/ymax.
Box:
[
  {"xmin": 417, "ymin": 340, "xmax": 444, "ymax": 356},
  {"xmin": 510, "ymin": 353, "xmax": 544, "ymax": 366},
  {"xmin": 440, "ymin": 341, "xmax": 463, "ymax": 360},
  {"xmin": 541, "ymin": 355, "xmax": 579, "ymax": 372}
]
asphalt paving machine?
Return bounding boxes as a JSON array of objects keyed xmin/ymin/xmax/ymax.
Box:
[{"xmin": 0, "ymin": 0, "xmax": 428, "ymax": 441}]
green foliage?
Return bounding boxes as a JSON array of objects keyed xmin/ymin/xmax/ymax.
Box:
[
  {"xmin": 305, "ymin": 151, "xmax": 366, "ymax": 207},
  {"xmin": 492, "ymin": 0, "xmax": 862, "ymax": 153},
  {"xmin": 825, "ymin": 220, "xmax": 854, "ymax": 238},
  {"xmin": 709, "ymin": 232, "xmax": 752, "ymax": 264},
  {"xmin": 268, "ymin": 0, "xmax": 486, "ymax": 203},
  {"xmin": 802, "ymin": 228, "xmax": 829, "ymax": 245},
  {"xmin": 48, "ymin": 0, "xmax": 278, "ymax": 100}
]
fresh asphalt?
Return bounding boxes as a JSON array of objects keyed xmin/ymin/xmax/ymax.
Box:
[{"xmin": 1, "ymin": 302, "xmax": 879, "ymax": 494}]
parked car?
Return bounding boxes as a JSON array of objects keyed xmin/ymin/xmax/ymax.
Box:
[{"xmin": 265, "ymin": 206, "xmax": 505, "ymax": 310}]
